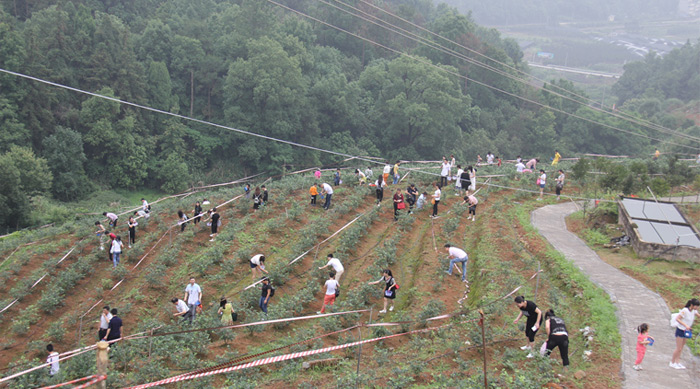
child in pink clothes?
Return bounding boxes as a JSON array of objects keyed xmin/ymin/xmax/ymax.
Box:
[{"xmin": 634, "ymin": 323, "xmax": 653, "ymax": 370}]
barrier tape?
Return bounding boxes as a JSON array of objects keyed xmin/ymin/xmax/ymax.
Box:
[
  {"xmin": 0, "ymin": 246, "xmax": 78, "ymax": 314},
  {"xmin": 73, "ymin": 375, "xmax": 107, "ymax": 389},
  {"xmin": 38, "ymin": 374, "xmax": 98, "ymax": 389},
  {"xmin": 126, "ymin": 322, "xmax": 455, "ymax": 389},
  {"xmin": 170, "ymin": 324, "xmax": 361, "ymax": 381}
]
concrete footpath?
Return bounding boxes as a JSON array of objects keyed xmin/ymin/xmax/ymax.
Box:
[{"xmin": 531, "ymin": 202, "xmax": 699, "ymax": 389}]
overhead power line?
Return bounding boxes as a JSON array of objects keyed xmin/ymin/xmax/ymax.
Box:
[
  {"xmin": 349, "ymin": 0, "xmax": 700, "ymax": 144},
  {"xmin": 265, "ymin": 0, "xmax": 700, "ymax": 152}
]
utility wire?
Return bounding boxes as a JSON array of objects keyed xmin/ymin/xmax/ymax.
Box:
[
  {"xmin": 265, "ymin": 1, "xmax": 700, "ymax": 152},
  {"xmin": 350, "ymin": 0, "xmax": 700, "ymax": 144}
]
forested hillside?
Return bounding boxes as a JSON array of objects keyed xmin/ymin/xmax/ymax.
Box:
[{"xmin": 0, "ymin": 0, "xmax": 698, "ymax": 230}]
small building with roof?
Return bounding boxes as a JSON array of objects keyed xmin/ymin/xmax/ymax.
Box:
[{"xmin": 617, "ymin": 197, "xmax": 700, "ymax": 263}]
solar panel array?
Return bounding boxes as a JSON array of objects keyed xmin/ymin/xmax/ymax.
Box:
[{"xmin": 621, "ymin": 198, "xmax": 700, "ymax": 248}]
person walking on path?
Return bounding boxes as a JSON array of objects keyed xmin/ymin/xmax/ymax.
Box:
[
  {"xmin": 209, "ymin": 208, "xmax": 220, "ymax": 241},
  {"xmin": 249, "ymin": 254, "xmax": 269, "ymax": 279},
  {"xmin": 463, "ymin": 191, "xmax": 478, "ymax": 221},
  {"xmin": 171, "ymin": 297, "xmax": 193, "ymax": 323},
  {"xmin": 177, "ymin": 210, "xmax": 188, "ymax": 232},
  {"xmin": 334, "ymin": 168, "xmax": 341, "ymax": 186},
  {"xmin": 318, "ymin": 254, "xmax": 344, "ymax": 284},
  {"xmin": 455, "ymin": 165, "xmax": 464, "ymax": 196},
  {"xmin": 102, "ymin": 308, "xmax": 122, "ymax": 342},
  {"xmin": 555, "ymin": 170, "xmax": 565, "ymax": 200},
  {"xmin": 253, "ymin": 187, "xmax": 262, "ymax": 211},
  {"xmin": 468, "ymin": 166, "xmax": 477, "ymax": 192},
  {"xmin": 110, "ymin": 236, "xmax": 123, "ymax": 268},
  {"xmin": 97, "ymin": 306, "xmax": 112, "ymax": 340},
  {"xmin": 440, "ymin": 158, "xmax": 451, "ymax": 188},
  {"xmin": 218, "ymin": 298, "xmax": 235, "ymax": 325},
  {"xmin": 634, "ymin": 323, "xmax": 654, "ymax": 371},
  {"xmin": 513, "ymin": 295, "xmax": 542, "ymax": 358},
  {"xmin": 393, "ymin": 188, "xmax": 405, "ymax": 221},
  {"xmin": 444, "ymin": 244, "xmax": 468, "ymax": 282},
  {"xmin": 321, "ymin": 182, "xmax": 333, "ymax": 210},
  {"xmin": 552, "ymin": 150, "xmax": 561, "ymax": 165},
  {"xmin": 537, "ymin": 169, "xmax": 547, "ymax": 200},
  {"xmin": 368, "ymin": 269, "xmax": 398, "ymax": 314},
  {"xmin": 103, "ymin": 212, "xmax": 118, "ymax": 228},
  {"xmin": 193, "ymin": 201, "xmax": 203, "ymax": 225},
  {"xmin": 46, "ymin": 344, "xmax": 59, "ymax": 376},
  {"xmin": 318, "ymin": 272, "xmax": 339, "ymax": 314},
  {"xmin": 127, "ymin": 216, "xmax": 137, "ymax": 248},
  {"xmin": 431, "ymin": 182, "xmax": 441, "ymax": 218},
  {"xmin": 184, "ymin": 277, "xmax": 202, "ymax": 322},
  {"xmin": 383, "ymin": 162, "xmax": 392, "ymax": 186},
  {"xmin": 543, "ymin": 309, "xmax": 570, "ymax": 369},
  {"xmin": 375, "ymin": 175, "xmax": 385, "ymax": 206},
  {"xmin": 310, "ymin": 183, "xmax": 319, "ymax": 206},
  {"xmin": 670, "ymin": 298, "xmax": 699, "ymax": 369},
  {"xmin": 392, "ymin": 161, "xmax": 401, "ymax": 185},
  {"xmin": 259, "ymin": 277, "xmax": 273, "ymax": 315}
]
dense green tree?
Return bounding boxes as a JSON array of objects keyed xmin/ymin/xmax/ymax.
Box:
[
  {"xmin": 0, "ymin": 145, "xmax": 52, "ymax": 228},
  {"xmin": 42, "ymin": 127, "xmax": 92, "ymax": 201}
]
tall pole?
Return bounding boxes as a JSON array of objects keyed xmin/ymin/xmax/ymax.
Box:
[
  {"xmin": 96, "ymin": 341, "xmax": 109, "ymax": 389},
  {"xmin": 534, "ymin": 261, "xmax": 541, "ymax": 302},
  {"xmin": 479, "ymin": 309, "xmax": 488, "ymax": 389}
]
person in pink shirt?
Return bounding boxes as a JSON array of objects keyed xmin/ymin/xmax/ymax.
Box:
[
  {"xmin": 634, "ymin": 323, "xmax": 653, "ymax": 370},
  {"xmin": 463, "ymin": 191, "xmax": 478, "ymax": 221},
  {"xmin": 314, "ymin": 169, "xmax": 322, "ymax": 179}
]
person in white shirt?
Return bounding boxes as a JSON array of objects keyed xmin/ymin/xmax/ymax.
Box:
[
  {"xmin": 468, "ymin": 166, "xmax": 477, "ymax": 192},
  {"xmin": 431, "ymin": 182, "xmax": 441, "ymax": 218},
  {"xmin": 46, "ymin": 344, "xmax": 59, "ymax": 376},
  {"xmin": 356, "ymin": 169, "xmax": 366, "ymax": 185},
  {"xmin": 516, "ymin": 162, "xmax": 526, "ymax": 173},
  {"xmin": 318, "ymin": 272, "xmax": 339, "ymax": 314},
  {"xmin": 375, "ymin": 175, "xmax": 386, "ymax": 206},
  {"xmin": 321, "ymin": 182, "xmax": 333, "ymax": 210},
  {"xmin": 103, "ymin": 211, "xmax": 118, "ymax": 227},
  {"xmin": 249, "ymin": 254, "xmax": 269, "ymax": 279},
  {"xmin": 98, "ymin": 306, "xmax": 113, "ymax": 340},
  {"xmin": 454, "ymin": 165, "xmax": 464, "ymax": 196},
  {"xmin": 382, "ymin": 163, "xmax": 392, "ymax": 186},
  {"xmin": 538, "ymin": 169, "xmax": 547, "ymax": 199},
  {"xmin": 486, "ymin": 152, "xmax": 494, "ymax": 165},
  {"xmin": 444, "ymin": 244, "xmax": 468, "ymax": 282},
  {"xmin": 141, "ymin": 198, "xmax": 150, "ymax": 218},
  {"xmin": 318, "ymin": 254, "xmax": 344, "ymax": 283},
  {"xmin": 184, "ymin": 277, "xmax": 202, "ymax": 321},
  {"xmin": 670, "ymin": 298, "xmax": 699, "ymax": 369},
  {"xmin": 555, "ymin": 169, "xmax": 565, "ymax": 200},
  {"xmin": 365, "ymin": 167, "xmax": 373, "ymax": 179},
  {"xmin": 171, "ymin": 298, "xmax": 193, "ymax": 323},
  {"xmin": 440, "ymin": 158, "xmax": 451, "ymax": 188}
]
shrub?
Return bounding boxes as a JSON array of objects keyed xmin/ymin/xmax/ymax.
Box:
[{"xmin": 582, "ymin": 228, "xmax": 608, "ymax": 246}]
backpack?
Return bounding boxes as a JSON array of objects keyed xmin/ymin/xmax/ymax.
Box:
[
  {"xmin": 268, "ymin": 284, "xmax": 275, "ymax": 298},
  {"xmin": 670, "ymin": 311, "xmax": 680, "ymax": 327}
]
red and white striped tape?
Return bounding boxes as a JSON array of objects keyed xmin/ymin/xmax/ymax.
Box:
[
  {"xmin": 38, "ymin": 374, "xmax": 99, "ymax": 389},
  {"xmin": 127, "ymin": 322, "xmax": 455, "ymax": 388}
]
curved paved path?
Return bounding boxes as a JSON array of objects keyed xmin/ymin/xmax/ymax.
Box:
[{"xmin": 532, "ymin": 202, "xmax": 699, "ymax": 389}]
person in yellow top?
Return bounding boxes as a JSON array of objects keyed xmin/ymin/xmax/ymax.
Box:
[
  {"xmin": 654, "ymin": 149, "xmax": 660, "ymax": 160},
  {"xmin": 552, "ymin": 150, "xmax": 561, "ymax": 166},
  {"xmin": 392, "ymin": 161, "xmax": 401, "ymax": 185},
  {"xmin": 310, "ymin": 183, "xmax": 319, "ymax": 206}
]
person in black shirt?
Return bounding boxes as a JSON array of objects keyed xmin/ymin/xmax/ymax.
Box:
[
  {"xmin": 513, "ymin": 296, "xmax": 542, "ymax": 358},
  {"xmin": 103, "ymin": 308, "xmax": 122, "ymax": 342},
  {"xmin": 253, "ymin": 187, "xmax": 262, "ymax": 210},
  {"xmin": 406, "ymin": 184, "xmax": 418, "ymax": 212},
  {"xmin": 193, "ymin": 201, "xmax": 203, "ymax": 225},
  {"xmin": 260, "ymin": 277, "xmax": 273, "ymax": 314},
  {"xmin": 209, "ymin": 208, "xmax": 220, "ymax": 242},
  {"xmin": 544, "ymin": 309, "xmax": 569, "ymax": 368},
  {"xmin": 261, "ymin": 185, "xmax": 268, "ymax": 205}
]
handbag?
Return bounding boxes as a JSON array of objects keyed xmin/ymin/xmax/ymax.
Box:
[
  {"xmin": 397, "ymin": 202, "xmax": 406, "ymax": 210},
  {"xmin": 536, "ymin": 178, "xmax": 541, "ymax": 185},
  {"xmin": 231, "ymin": 311, "xmax": 238, "ymax": 322},
  {"xmin": 431, "ymin": 198, "xmax": 436, "ymax": 205}
]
